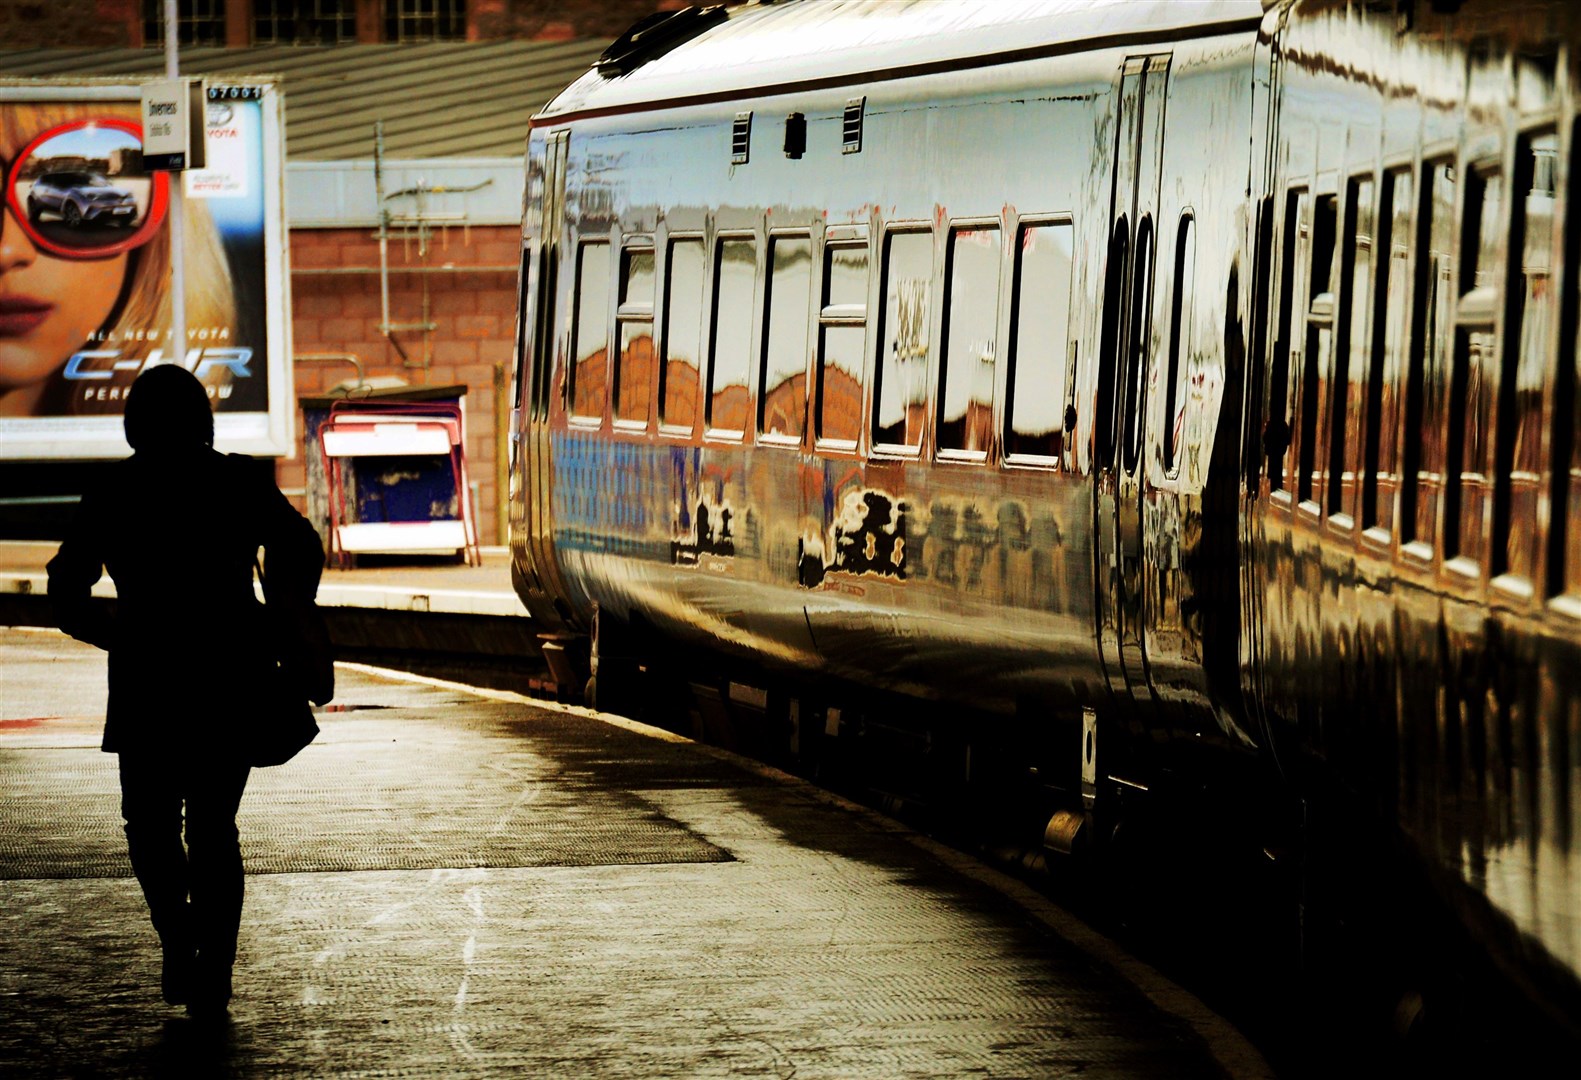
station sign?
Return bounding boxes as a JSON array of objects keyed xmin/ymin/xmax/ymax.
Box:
[{"xmin": 139, "ymin": 77, "xmax": 206, "ymax": 171}]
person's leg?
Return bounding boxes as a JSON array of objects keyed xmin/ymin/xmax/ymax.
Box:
[
  {"xmin": 183, "ymin": 760, "xmax": 250, "ymax": 1014},
  {"xmin": 118, "ymin": 753, "xmax": 194, "ymax": 1004}
]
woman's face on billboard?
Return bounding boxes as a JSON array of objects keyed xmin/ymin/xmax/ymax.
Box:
[
  {"xmin": 0, "ymin": 127, "xmax": 132, "ymax": 416},
  {"xmin": 0, "ymin": 208, "xmax": 129, "ymax": 415}
]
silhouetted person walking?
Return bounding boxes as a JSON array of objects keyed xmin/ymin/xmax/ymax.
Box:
[{"xmin": 46, "ymin": 364, "xmax": 323, "ymax": 1020}]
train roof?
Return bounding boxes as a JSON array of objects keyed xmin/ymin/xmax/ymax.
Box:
[{"xmin": 536, "ymin": 0, "xmax": 1267, "ymax": 125}]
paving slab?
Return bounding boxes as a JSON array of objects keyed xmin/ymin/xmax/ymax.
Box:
[{"xmin": 0, "ymin": 628, "xmax": 1262, "ymax": 1078}]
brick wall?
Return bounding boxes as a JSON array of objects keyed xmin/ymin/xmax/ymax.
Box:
[
  {"xmin": 475, "ymin": 0, "xmax": 741, "ymax": 41},
  {"xmin": 0, "ymin": 0, "xmax": 748, "ymax": 47},
  {"xmin": 283, "ymin": 225, "xmax": 519, "ymax": 546},
  {"xmin": 0, "ymin": 1, "xmax": 134, "ymax": 47}
]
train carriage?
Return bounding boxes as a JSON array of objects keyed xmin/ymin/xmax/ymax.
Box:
[
  {"xmin": 1242, "ymin": 0, "xmax": 1581, "ymax": 1033},
  {"xmin": 510, "ymin": 0, "xmax": 1581, "ymax": 1044},
  {"xmin": 512, "ymin": 0, "xmax": 1263, "ymax": 739}
]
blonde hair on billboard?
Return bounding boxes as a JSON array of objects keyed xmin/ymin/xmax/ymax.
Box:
[{"xmin": 1, "ymin": 99, "xmax": 239, "ymax": 416}]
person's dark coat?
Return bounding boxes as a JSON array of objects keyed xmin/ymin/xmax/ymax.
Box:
[{"xmin": 47, "ymin": 448, "xmax": 323, "ymax": 757}]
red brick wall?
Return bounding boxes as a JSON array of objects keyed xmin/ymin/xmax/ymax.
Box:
[
  {"xmin": 476, "ymin": 0, "xmax": 745, "ymax": 41},
  {"xmin": 1, "ymin": 0, "xmax": 748, "ymax": 46},
  {"xmin": 0, "ymin": 1, "xmax": 135, "ymax": 46},
  {"xmin": 282, "ymin": 225, "xmax": 520, "ymax": 546}
]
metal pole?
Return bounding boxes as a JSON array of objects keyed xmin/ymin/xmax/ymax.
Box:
[
  {"xmin": 164, "ymin": 0, "xmax": 186, "ymax": 371},
  {"xmin": 375, "ymin": 120, "xmax": 389, "ymax": 337}
]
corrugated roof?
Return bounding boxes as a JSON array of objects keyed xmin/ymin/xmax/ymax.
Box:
[{"xmin": 0, "ymin": 39, "xmax": 608, "ymax": 160}]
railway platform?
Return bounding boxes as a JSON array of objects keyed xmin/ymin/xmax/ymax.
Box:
[
  {"xmin": 0, "ymin": 540, "xmax": 547, "ymax": 692},
  {"xmin": 0, "ymin": 624, "xmax": 1270, "ymax": 1078},
  {"xmin": 0, "ymin": 538, "xmax": 525, "ymax": 618}
]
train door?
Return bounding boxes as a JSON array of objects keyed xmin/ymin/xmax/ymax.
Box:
[
  {"xmin": 513, "ymin": 129, "xmax": 572, "ymax": 625},
  {"xmin": 1095, "ymin": 55, "xmax": 1170, "ymax": 704}
]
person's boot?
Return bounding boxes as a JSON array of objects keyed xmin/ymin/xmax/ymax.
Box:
[
  {"xmin": 160, "ymin": 938, "xmax": 196, "ymax": 1006},
  {"xmin": 186, "ymin": 954, "xmax": 232, "ymax": 1021}
]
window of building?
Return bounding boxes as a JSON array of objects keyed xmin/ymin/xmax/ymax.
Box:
[
  {"xmin": 759, "ymin": 234, "xmax": 812, "ymax": 441},
  {"xmin": 1493, "ymin": 131, "xmax": 1556, "ymax": 584},
  {"xmin": 1297, "ymin": 194, "xmax": 1338, "ymax": 507},
  {"xmin": 1006, "ymin": 219, "xmax": 1075, "ymax": 462},
  {"xmin": 1444, "ymin": 163, "xmax": 1504, "ymax": 570},
  {"xmin": 1401, "ymin": 160, "xmax": 1457, "ymax": 553},
  {"xmin": 386, "ymin": 0, "xmax": 465, "ymax": 42},
  {"xmin": 143, "ymin": 0, "xmax": 225, "ymax": 46},
  {"xmin": 254, "ymin": 0, "xmax": 356, "ymax": 44},
  {"xmin": 1329, "ymin": 177, "xmax": 1375, "ymax": 522},
  {"xmin": 707, "ymin": 236, "xmax": 756, "ymax": 436},
  {"xmin": 569, "ymin": 241, "xmax": 610, "ymax": 421},
  {"xmin": 1363, "ymin": 169, "xmax": 1413, "ymax": 535},
  {"xmin": 661, "ymin": 238, "xmax": 705, "ymax": 432},
  {"xmin": 816, "ymin": 241, "xmax": 868, "ymax": 445},
  {"xmin": 614, "ymin": 246, "xmax": 655, "ymax": 427},
  {"xmin": 873, "ymin": 229, "xmax": 932, "ymax": 450},
  {"xmin": 938, "ymin": 224, "xmax": 1001, "ymax": 458}
]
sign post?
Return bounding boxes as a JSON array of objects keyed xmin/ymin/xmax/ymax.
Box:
[{"xmin": 140, "ymin": 0, "xmax": 205, "ymax": 382}]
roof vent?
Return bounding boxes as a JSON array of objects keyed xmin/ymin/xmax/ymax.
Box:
[
  {"xmin": 596, "ymin": 5, "xmax": 729, "ymax": 78},
  {"xmin": 842, "ymin": 96, "xmax": 865, "ymax": 154},
  {"xmin": 732, "ymin": 111, "xmax": 752, "ymax": 164}
]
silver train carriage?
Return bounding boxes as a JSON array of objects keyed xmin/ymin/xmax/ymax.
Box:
[{"xmin": 508, "ymin": 0, "xmax": 1581, "ymax": 1032}]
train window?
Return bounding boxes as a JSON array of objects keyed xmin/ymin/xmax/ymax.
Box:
[
  {"xmin": 569, "ymin": 240, "xmax": 611, "ymax": 421},
  {"xmin": 1266, "ymin": 190, "xmax": 1309, "ymax": 493},
  {"xmin": 873, "ymin": 229, "xmax": 932, "ymax": 450},
  {"xmin": 707, "ymin": 236, "xmax": 756, "ymax": 436},
  {"xmin": 1163, "ymin": 214, "xmax": 1196, "ymax": 475},
  {"xmin": 1444, "ymin": 163, "xmax": 1504, "ymax": 570},
  {"xmin": 1243, "ymin": 196, "xmax": 1274, "ymax": 490},
  {"xmin": 661, "ymin": 237, "xmax": 705, "ymax": 432},
  {"xmin": 529, "ymin": 131, "xmax": 567, "ymax": 422},
  {"xmin": 1364, "ymin": 169, "xmax": 1413, "ymax": 535},
  {"xmin": 1121, "ymin": 217, "xmax": 1156, "ymax": 475},
  {"xmin": 513, "ymin": 244, "xmax": 531, "ymax": 413},
  {"xmin": 1006, "ymin": 220, "xmax": 1075, "ymax": 462},
  {"xmin": 614, "ymin": 246, "xmax": 656, "ymax": 427},
  {"xmin": 1492, "ymin": 131, "xmax": 1556, "ymax": 584},
  {"xmin": 1555, "ymin": 122, "xmax": 1581, "ymax": 600},
  {"xmin": 759, "ymin": 234, "xmax": 813, "ymax": 441},
  {"xmin": 1297, "ymin": 194, "xmax": 1337, "ymax": 506},
  {"xmin": 1329, "ymin": 178, "xmax": 1375, "ymax": 521},
  {"xmin": 938, "ymin": 225, "xmax": 1002, "ymax": 458},
  {"xmin": 1096, "ymin": 219, "xmax": 1130, "ymax": 470},
  {"xmin": 816, "ymin": 242, "xmax": 869, "ymax": 446},
  {"xmin": 1401, "ymin": 160, "xmax": 1456, "ymax": 553}
]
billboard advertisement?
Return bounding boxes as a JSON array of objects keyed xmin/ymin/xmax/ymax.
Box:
[{"xmin": 0, "ymin": 79, "xmax": 292, "ymax": 459}]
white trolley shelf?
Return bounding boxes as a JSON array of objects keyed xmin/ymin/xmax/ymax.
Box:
[{"xmin": 318, "ymin": 400, "xmax": 481, "ymax": 567}]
